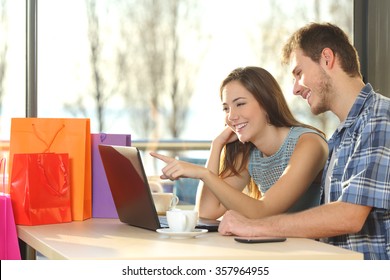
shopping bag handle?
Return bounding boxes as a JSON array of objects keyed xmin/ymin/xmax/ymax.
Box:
[
  {"xmin": 39, "ymin": 155, "xmax": 69, "ymax": 197},
  {"xmin": 100, "ymin": 133, "xmax": 107, "ymax": 142},
  {"xmin": 32, "ymin": 123, "xmax": 65, "ymax": 153}
]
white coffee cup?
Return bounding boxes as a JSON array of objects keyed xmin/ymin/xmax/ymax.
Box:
[
  {"xmin": 152, "ymin": 193, "xmax": 179, "ymax": 215},
  {"xmin": 166, "ymin": 209, "xmax": 198, "ymax": 232}
]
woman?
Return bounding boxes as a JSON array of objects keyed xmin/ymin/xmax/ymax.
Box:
[{"xmin": 151, "ymin": 66, "xmax": 328, "ymax": 220}]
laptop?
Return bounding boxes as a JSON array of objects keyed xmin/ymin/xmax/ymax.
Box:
[{"xmin": 98, "ymin": 144, "xmax": 220, "ymax": 231}]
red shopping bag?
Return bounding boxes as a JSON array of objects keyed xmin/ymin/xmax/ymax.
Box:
[
  {"xmin": 10, "ymin": 153, "xmax": 71, "ymax": 225},
  {"xmin": 0, "ymin": 158, "xmax": 21, "ymax": 259},
  {"xmin": 10, "ymin": 123, "xmax": 72, "ymax": 225}
]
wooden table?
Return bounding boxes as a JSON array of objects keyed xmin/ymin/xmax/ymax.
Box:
[{"xmin": 17, "ymin": 218, "xmax": 363, "ymax": 260}]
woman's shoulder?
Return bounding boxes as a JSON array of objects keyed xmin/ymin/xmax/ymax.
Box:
[
  {"xmin": 288, "ymin": 127, "xmax": 328, "ymax": 166},
  {"xmin": 290, "ymin": 126, "xmax": 326, "ymax": 142},
  {"xmin": 291, "ymin": 126, "xmax": 319, "ymax": 134}
]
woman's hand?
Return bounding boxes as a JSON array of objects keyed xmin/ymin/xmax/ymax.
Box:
[
  {"xmin": 150, "ymin": 152, "xmax": 206, "ymax": 181},
  {"xmin": 213, "ymin": 125, "xmax": 238, "ymax": 147}
]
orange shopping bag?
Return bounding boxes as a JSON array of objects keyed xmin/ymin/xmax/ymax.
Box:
[{"xmin": 9, "ymin": 118, "xmax": 91, "ymax": 221}]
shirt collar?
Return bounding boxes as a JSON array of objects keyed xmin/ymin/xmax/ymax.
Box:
[
  {"xmin": 342, "ymin": 83, "xmax": 373, "ymax": 129},
  {"xmin": 326, "ymin": 83, "xmax": 373, "ymax": 153}
]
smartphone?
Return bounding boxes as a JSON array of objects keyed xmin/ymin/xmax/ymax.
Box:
[{"xmin": 234, "ymin": 237, "xmax": 286, "ymax": 244}]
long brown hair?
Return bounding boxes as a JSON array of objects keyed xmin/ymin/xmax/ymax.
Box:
[{"xmin": 219, "ymin": 66, "xmax": 324, "ymax": 198}]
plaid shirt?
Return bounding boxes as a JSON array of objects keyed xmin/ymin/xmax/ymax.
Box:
[{"xmin": 322, "ymin": 83, "xmax": 390, "ymax": 260}]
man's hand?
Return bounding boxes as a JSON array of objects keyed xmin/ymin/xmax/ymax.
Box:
[{"xmin": 218, "ymin": 210, "xmax": 259, "ymax": 237}]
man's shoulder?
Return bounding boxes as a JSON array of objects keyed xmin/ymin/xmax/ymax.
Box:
[
  {"xmin": 368, "ymin": 91, "xmax": 390, "ymax": 117},
  {"xmin": 346, "ymin": 90, "xmax": 390, "ymax": 137}
]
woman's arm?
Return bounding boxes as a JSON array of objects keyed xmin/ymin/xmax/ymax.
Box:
[
  {"xmin": 196, "ymin": 139, "xmax": 250, "ymax": 219},
  {"xmin": 253, "ymin": 133, "xmax": 328, "ymax": 216},
  {"xmin": 151, "ymin": 132, "xmax": 328, "ymax": 220},
  {"xmin": 151, "ymin": 126, "xmax": 251, "ymax": 220},
  {"xmin": 202, "ymin": 132, "xmax": 328, "ymax": 219},
  {"xmin": 150, "ymin": 150, "xmax": 251, "ymax": 218}
]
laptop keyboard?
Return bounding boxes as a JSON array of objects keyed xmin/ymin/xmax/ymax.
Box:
[{"xmin": 158, "ymin": 216, "xmax": 169, "ymax": 228}]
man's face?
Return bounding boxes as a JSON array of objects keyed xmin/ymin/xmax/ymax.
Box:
[{"xmin": 290, "ymin": 48, "xmax": 333, "ymax": 115}]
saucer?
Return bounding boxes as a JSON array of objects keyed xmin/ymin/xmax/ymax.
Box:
[{"xmin": 156, "ymin": 228, "xmax": 208, "ymax": 239}]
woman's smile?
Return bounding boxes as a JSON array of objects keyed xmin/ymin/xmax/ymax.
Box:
[{"xmin": 234, "ymin": 122, "xmax": 248, "ymax": 133}]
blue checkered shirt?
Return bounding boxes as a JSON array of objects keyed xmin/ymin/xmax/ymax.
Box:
[{"xmin": 322, "ymin": 83, "xmax": 390, "ymax": 260}]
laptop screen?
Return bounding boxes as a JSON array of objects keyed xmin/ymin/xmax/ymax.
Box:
[
  {"xmin": 98, "ymin": 145, "xmax": 161, "ymax": 230},
  {"xmin": 98, "ymin": 144, "xmax": 220, "ymax": 232}
]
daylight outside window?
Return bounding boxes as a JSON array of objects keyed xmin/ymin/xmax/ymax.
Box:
[{"xmin": 0, "ymin": 0, "xmax": 353, "ymax": 174}]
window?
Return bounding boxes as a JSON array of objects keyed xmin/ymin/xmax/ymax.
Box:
[
  {"xmin": 0, "ymin": 0, "xmax": 25, "ymax": 176},
  {"xmin": 1, "ymin": 0, "xmax": 354, "ymax": 175},
  {"xmin": 35, "ymin": 0, "xmax": 353, "ymax": 140}
]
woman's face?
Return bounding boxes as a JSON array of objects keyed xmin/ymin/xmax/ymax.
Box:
[{"xmin": 221, "ymin": 80, "xmax": 268, "ymax": 143}]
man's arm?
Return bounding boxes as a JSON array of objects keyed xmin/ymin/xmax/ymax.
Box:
[{"xmin": 218, "ymin": 201, "xmax": 372, "ymax": 238}]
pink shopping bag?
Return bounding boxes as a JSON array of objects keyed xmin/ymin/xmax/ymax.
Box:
[{"xmin": 0, "ymin": 158, "xmax": 21, "ymax": 260}]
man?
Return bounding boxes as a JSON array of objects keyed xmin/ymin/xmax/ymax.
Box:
[{"xmin": 218, "ymin": 23, "xmax": 390, "ymax": 260}]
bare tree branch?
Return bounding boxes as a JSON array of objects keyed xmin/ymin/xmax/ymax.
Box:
[
  {"xmin": 119, "ymin": 0, "xmax": 203, "ymax": 140},
  {"xmin": 65, "ymin": 0, "xmax": 127, "ymax": 132}
]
